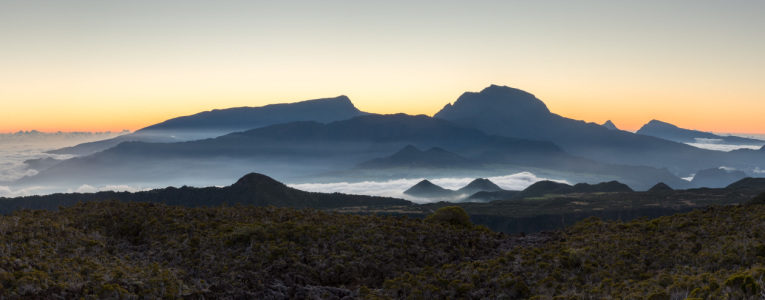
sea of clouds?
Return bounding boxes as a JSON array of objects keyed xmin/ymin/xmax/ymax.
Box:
[
  {"xmin": 0, "ymin": 131, "xmax": 129, "ymax": 197},
  {"xmin": 289, "ymin": 172, "xmax": 568, "ymax": 204},
  {"xmin": 686, "ymin": 138, "xmax": 764, "ymax": 152}
]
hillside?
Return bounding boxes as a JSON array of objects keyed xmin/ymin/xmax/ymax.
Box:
[
  {"xmin": 433, "ymin": 85, "xmax": 765, "ymax": 176},
  {"xmin": 403, "ymin": 180, "xmax": 456, "ymax": 198},
  {"xmin": 373, "ymin": 203, "xmax": 765, "ymax": 299},
  {"xmin": 457, "ymin": 178, "xmax": 504, "ymax": 195},
  {"xmin": 515, "ymin": 180, "xmax": 633, "ymax": 199},
  {"xmin": 416, "ymin": 177, "xmax": 765, "ymax": 233},
  {"xmin": 637, "ymin": 119, "xmax": 763, "ymax": 145},
  {"xmin": 356, "ymin": 145, "xmax": 476, "ymax": 169},
  {"xmin": 1, "ymin": 173, "xmax": 411, "ymax": 214},
  {"xmin": 4, "ymin": 195, "xmax": 765, "ymax": 298},
  {"xmin": 0, "ymin": 201, "xmax": 518, "ymax": 298},
  {"xmin": 50, "ymin": 96, "xmax": 367, "ymax": 156}
]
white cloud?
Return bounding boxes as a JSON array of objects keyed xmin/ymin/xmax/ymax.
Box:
[
  {"xmin": 288, "ymin": 172, "xmax": 567, "ymax": 204},
  {"xmin": 69, "ymin": 184, "xmax": 149, "ymax": 194},
  {"xmin": 0, "ymin": 185, "xmax": 53, "ymax": 197},
  {"xmin": 0, "ymin": 131, "xmax": 124, "ymax": 182},
  {"xmin": 685, "ymin": 142, "xmax": 763, "ymax": 152}
]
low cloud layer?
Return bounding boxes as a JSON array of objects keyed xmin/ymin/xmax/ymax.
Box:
[
  {"xmin": 68, "ymin": 184, "xmax": 150, "ymax": 194},
  {"xmin": 686, "ymin": 137, "xmax": 765, "ymax": 152},
  {"xmin": 0, "ymin": 185, "xmax": 53, "ymax": 198},
  {"xmin": 686, "ymin": 142, "xmax": 763, "ymax": 152},
  {"xmin": 289, "ymin": 172, "xmax": 567, "ymax": 204},
  {"xmin": 0, "ymin": 131, "xmax": 127, "ymax": 182}
]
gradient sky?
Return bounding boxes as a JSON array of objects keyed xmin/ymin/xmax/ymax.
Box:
[{"xmin": 2, "ymin": 1, "xmax": 763, "ymax": 133}]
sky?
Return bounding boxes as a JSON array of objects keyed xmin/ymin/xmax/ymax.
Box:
[{"xmin": 2, "ymin": 1, "xmax": 764, "ymax": 133}]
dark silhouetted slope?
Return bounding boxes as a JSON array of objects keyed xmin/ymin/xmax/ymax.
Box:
[
  {"xmin": 465, "ymin": 190, "xmax": 521, "ymax": 202},
  {"xmin": 1, "ymin": 173, "xmax": 411, "ymax": 214},
  {"xmin": 457, "ymin": 178, "xmax": 504, "ymax": 195},
  {"xmin": 517, "ymin": 181, "xmax": 574, "ymax": 198},
  {"xmin": 691, "ymin": 167, "xmax": 747, "ymax": 188},
  {"xmin": 602, "ymin": 120, "xmax": 619, "ymax": 130},
  {"xmin": 726, "ymin": 177, "xmax": 765, "ymax": 192},
  {"xmin": 403, "ymin": 180, "xmax": 456, "ymax": 198},
  {"xmin": 572, "ymin": 181, "xmax": 634, "ymax": 193},
  {"xmin": 356, "ymin": 145, "xmax": 475, "ymax": 169},
  {"xmin": 647, "ymin": 182, "xmax": 674, "ymax": 192},
  {"xmin": 637, "ymin": 119, "xmax": 764, "ymax": 145},
  {"xmin": 433, "ymin": 85, "xmax": 760, "ymax": 176},
  {"xmin": 50, "ymin": 96, "xmax": 367, "ymax": 156},
  {"xmin": 516, "ymin": 180, "xmax": 632, "ymax": 199}
]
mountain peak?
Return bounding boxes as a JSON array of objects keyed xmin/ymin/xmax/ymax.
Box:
[
  {"xmin": 434, "ymin": 85, "xmax": 550, "ymax": 121},
  {"xmin": 602, "ymin": 120, "xmax": 619, "ymax": 131},
  {"xmin": 403, "ymin": 180, "xmax": 455, "ymax": 198},
  {"xmin": 232, "ymin": 173, "xmax": 287, "ymax": 189},
  {"xmin": 398, "ymin": 144, "xmax": 422, "ymax": 154},
  {"xmin": 457, "ymin": 178, "xmax": 504, "ymax": 195},
  {"xmin": 648, "ymin": 182, "xmax": 674, "ymax": 192},
  {"xmin": 639, "ymin": 120, "xmax": 679, "ymax": 131}
]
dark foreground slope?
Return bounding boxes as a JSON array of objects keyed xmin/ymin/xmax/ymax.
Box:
[
  {"xmin": 0, "ymin": 201, "xmax": 530, "ymax": 298},
  {"xmin": 4, "ymin": 196, "xmax": 765, "ymax": 298},
  {"xmin": 418, "ymin": 177, "xmax": 765, "ymax": 233},
  {"xmin": 374, "ymin": 203, "xmax": 765, "ymax": 299},
  {"xmin": 0, "ymin": 173, "xmax": 410, "ymax": 214}
]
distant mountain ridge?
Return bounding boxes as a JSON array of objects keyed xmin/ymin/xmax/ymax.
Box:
[
  {"xmin": 22, "ymin": 110, "xmax": 692, "ymax": 191},
  {"xmin": 691, "ymin": 167, "xmax": 748, "ymax": 188},
  {"xmin": 636, "ymin": 120, "xmax": 763, "ymax": 146},
  {"xmin": 356, "ymin": 145, "xmax": 475, "ymax": 169},
  {"xmin": 432, "ymin": 85, "xmax": 765, "ymax": 176},
  {"xmin": 1, "ymin": 173, "xmax": 411, "ymax": 214},
  {"xmin": 18, "ymin": 84, "xmax": 765, "ymax": 193},
  {"xmin": 50, "ymin": 96, "xmax": 367, "ymax": 156}
]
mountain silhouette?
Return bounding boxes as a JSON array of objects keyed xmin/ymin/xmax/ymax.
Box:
[
  {"xmin": 636, "ymin": 120, "xmax": 763, "ymax": 145},
  {"xmin": 602, "ymin": 120, "xmax": 619, "ymax": 131},
  {"xmin": 516, "ymin": 181, "xmax": 573, "ymax": 198},
  {"xmin": 516, "ymin": 180, "xmax": 633, "ymax": 199},
  {"xmin": 403, "ymin": 180, "xmax": 456, "ymax": 198},
  {"xmin": 727, "ymin": 177, "xmax": 765, "ymax": 193},
  {"xmin": 18, "ymin": 114, "xmax": 567, "ymax": 188},
  {"xmin": 572, "ymin": 181, "xmax": 634, "ymax": 193},
  {"xmin": 691, "ymin": 167, "xmax": 748, "ymax": 188},
  {"xmin": 0, "ymin": 173, "xmax": 411, "ymax": 214},
  {"xmin": 50, "ymin": 96, "xmax": 367, "ymax": 156},
  {"xmin": 432, "ymin": 85, "xmax": 764, "ymax": 176},
  {"xmin": 457, "ymin": 178, "xmax": 504, "ymax": 195},
  {"xmin": 356, "ymin": 145, "xmax": 475, "ymax": 169},
  {"xmin": 20, "ymin": 111, "xmax": 693, "ymax": 191},
  {"xmin": 647, "ymin": 182, "xmax": 674, "ymax": 192}
]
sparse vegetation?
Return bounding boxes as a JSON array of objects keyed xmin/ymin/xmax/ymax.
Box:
[
  {"xmin": 4, "ymin": 197, "xmax": 765, "ymax": 298},
  {"xmin": 424, "ymin": 206, "xmax": 472, "ymax": 227},
  {"xmin": 0, "ymin": 201, "xmax": 513, "ymax": 298}
]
